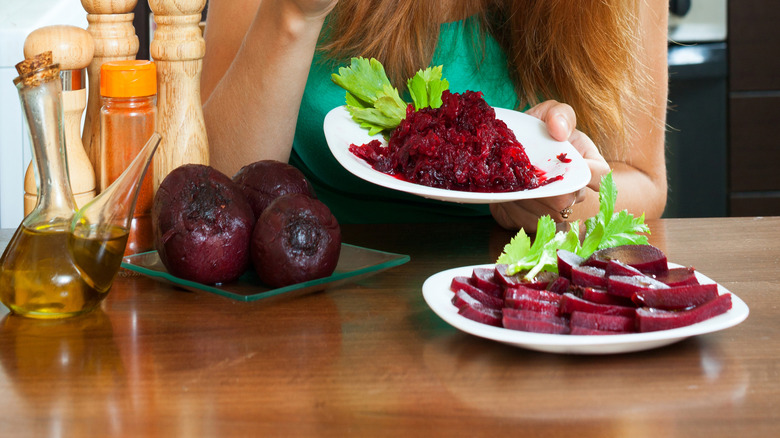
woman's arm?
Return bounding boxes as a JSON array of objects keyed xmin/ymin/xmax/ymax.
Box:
[
  {"xmin": 201, "ymin": 0, "xmax": 338, "ymax": 177},
  {"xmin": 491, "ymin": 0, "xmax": 668, "ymax": 231}
]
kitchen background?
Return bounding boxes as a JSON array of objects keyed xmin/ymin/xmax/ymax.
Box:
[{"xmin": 0, "ymin": 0, "xmax": 778, "ymax": 228}]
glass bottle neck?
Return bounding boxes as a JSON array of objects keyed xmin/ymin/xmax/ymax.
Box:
[{"xmin": 17, "ymin": 75, "xmax": 77, "ymax": 227}]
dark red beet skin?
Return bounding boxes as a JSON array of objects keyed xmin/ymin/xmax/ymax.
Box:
[
  {"xmin": 585, "ymin": 244, "xmax": 668, "ymax": 275},
  {"xmin": 232, "ymin": 160, "xmax": 315, "ymax": 219},
  {"xmin": 153, "ymin": 164, "xmax": 255, "ymax": 285},
  {"xmin": 251, "ymin": 193, "xmax": 341, "ymax": 288}
]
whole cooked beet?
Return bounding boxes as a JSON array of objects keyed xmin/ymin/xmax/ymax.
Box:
[
  {"xmin": 233, "ymin": 160, "xmax": 315, "ymax": 218},
  {"xmin": 153, "ymin": 164, "xmax": 255, "ymax": 285},
  {"xmin": 251, "ymin": 193, "xmax": 341, "ymax": 288}
]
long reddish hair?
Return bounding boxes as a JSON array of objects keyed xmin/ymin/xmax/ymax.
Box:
[{"xmin": 320, "ymin": 0, "xmax": 651, "ymax": 158}]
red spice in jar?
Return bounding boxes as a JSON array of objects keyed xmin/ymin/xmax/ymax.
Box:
[{"xmin": 99, "ymin": 60, "xmax": 157, "ymax": 255}]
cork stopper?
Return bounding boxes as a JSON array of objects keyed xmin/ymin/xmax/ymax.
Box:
[{"xmin": 14, "ymin": 51, "xmax": 60, "ymax": 87}]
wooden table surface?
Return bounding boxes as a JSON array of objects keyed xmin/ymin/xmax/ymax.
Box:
[{"xmin": 0, "ymin": 217, "xmax": 778, "ymax": 437}]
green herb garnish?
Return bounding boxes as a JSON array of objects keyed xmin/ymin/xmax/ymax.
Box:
[
  {"xmin": 331, "ymin": 57, "xmax": 450, "ymax": 136},
  {"xmin": 496, "ymin": 172, "xmax": 649, "ymax": 279},
  {"xmin": 407, "ymin": 65, "xmax": 449, "ymax": 111}
]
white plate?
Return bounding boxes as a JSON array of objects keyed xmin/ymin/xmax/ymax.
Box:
[
  {"xmin": 421, "ymin": 263, "xmax": 749, "ymax": 354},
  {"xmin": 323, "ymin": 106, "xmax": 591, "ymax": 204}
]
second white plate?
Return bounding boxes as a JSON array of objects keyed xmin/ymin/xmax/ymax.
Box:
[
  {"xmin": 421, "ymin": 263, "xmax": 749, "ymax": 354},
  {"xmin": 323, "ymin": 106, "xmax": 591, "ymax": 204}
]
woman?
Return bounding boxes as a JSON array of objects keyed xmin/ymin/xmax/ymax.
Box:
[{"xmin": 201, "ymin": 0, "xmax": 668, "ymax": 231}]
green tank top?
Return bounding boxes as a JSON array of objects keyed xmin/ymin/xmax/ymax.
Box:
[{"xmin": 291, "ymin": 17, "xmax": 520, "ymax": 224}]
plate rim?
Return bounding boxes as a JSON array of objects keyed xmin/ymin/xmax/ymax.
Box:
[
  {"xmin": 422, "ymin": 263, "xmax": 750, "ymax": 354},
  {"xmin": 324, "ymin": 105, "xmax": 591, "ymax": 204}
]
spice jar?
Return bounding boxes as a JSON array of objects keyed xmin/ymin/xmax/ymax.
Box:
[{"xmin": 99, "ymin": 60, "xmax": 157, "ymax": 255}]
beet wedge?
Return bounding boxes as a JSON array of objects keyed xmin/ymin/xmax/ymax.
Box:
[
  {"xmin": 654, "ymin": 267, "xmax": 700, "ymax": 287},
  {"xmin": 570, "ymin": 326, "xmax": 633, "ymax": 336},
  {"xmin": 560, "ymin": 293, "xmax": 636, "ymax": 317},
  {"xmin": 504, "ymin": 295, "xmax": 561, "ymax": 315},
  {"xmin": 471, "ymin": 267, "xmax": 503, "ymax": 297},
  {"xmin": 505, "ymin": 285, "xmax": 564, "ymax": 304},
  {"xmin": 452, "ymin": 290, "xmax": 503, "ymax": 326},
  {"xmin": 585, "ymin": 244, "xmax": 668, "ymax": 275},
  {"xmin": 607, "ymin": 274, "xmax": 669, "ymax": 298},
  {"xmin": 632, "ymin": 283, "xmax": 719, "ymax": 310},
  {"xmin": 636, "ymin": 293, "xmax": 732, "ymax": 332},
  {"xmin": 450, "ymin": 276, "xmax": 503, "ymax": 309},
  {"xmin": 503, "ymin": 308, "xmax": 569, "ymax": 326},
  {"xmin": 547, "ymin": 276, "xmax": 571, "ymax": 293},
  {"xmin": 557, "ymin": 249, "xmax": 584, "ymax": 280},
  {"xmin": 569, "ymin": 311, "xmax": 636, "ymax": 333},
  {"xmin": 494, "ymin": 265, "xmax": 556, "ymax": 290},
  {"xmin": 605, "ymin": 259, "xmax": 643, "ymax": 277},
  {"xmin": 581, "ymin": 287, "xmax": 635, "ymax": 307},
  {"xmin": 571, "ymin": 265, "xmax": 608, "ymax": 288},
  {"xmin": 502, "ymin": 314, "xmax": 571, "ymax": 334}
]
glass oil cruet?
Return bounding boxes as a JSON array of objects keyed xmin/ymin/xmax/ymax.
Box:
[{"xmin": 0, "ymin": 51, "xmax": 161, "ymax": 319}]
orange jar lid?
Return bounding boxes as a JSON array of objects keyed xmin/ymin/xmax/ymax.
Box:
[{"xmin": 100, "ymin": 60, "xmax": 156, "ymax": 98}]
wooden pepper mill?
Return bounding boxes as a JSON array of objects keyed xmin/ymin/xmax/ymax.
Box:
[
  {"xmin": 148, "ymin": 0, "xmax": 209, "ymax": 190},
  {"xmin": 81, "ymin": 0, "xmax": 140, "ymax": 190},
  {"xmin": 22, "ymin": 25, "xmax": 96, "ymax": 215}
]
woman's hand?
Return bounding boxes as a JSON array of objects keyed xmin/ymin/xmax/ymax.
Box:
[{"xmin": 489, "ymin": 100, "xmax": 610, "ymax": 231}]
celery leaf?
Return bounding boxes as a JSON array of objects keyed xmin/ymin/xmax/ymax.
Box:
[{"xmin": 496, "ymin": 171, "xmax": 650, "ymax": 279}]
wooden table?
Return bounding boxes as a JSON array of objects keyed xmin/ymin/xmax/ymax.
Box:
[{"xmin": 0, "ymin": 217, "xmax": 778, "ymax": 437}]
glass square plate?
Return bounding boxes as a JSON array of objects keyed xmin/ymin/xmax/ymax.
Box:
[{"xmin": 121, "ymin": 243, "xmax": 409, "ymax": 302}]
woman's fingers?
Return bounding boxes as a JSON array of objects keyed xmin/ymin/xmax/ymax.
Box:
[{"xmin": 526, "ymin": 100, "xmax": 577, "ymax": 142}]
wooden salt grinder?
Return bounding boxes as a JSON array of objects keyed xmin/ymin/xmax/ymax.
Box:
[
  {"xmin": 22, "ymin": 25, "xmax": 96, "ymax": 215},
  {"xmin": 148, "ymin": 0, "xmax": 209, "ymax": 190},
  {"xmin": 81, "ymin": 0, "xmax": 140, "ymax": 190}
]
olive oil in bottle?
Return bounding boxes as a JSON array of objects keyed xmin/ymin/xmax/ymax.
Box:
[
  {"xmin": 0, "ymin": 224, "xmax": 128, "ymax": 319},
  {"xmin": 1, "ymin": 52, "xmax": 160, "ymax": 319},
  {"xmin": 68, "ymin": 224, "xmax": 129, "ymax": 292},
  {"xmin": 1, "ymin": 225, "xmax": 92, "ymax": 318}
]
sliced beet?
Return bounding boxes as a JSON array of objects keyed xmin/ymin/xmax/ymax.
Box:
[
  {"xmin": 503, "ymin": 308, "xmax": 569, "ymax": 326},
  {"xmin": 585, "ymin": 244, "xmax": 668, "ymax": 275},
  {"xmin": 557, "ymin": 249, "xmax": 584, "ymax": 280},
  {"xmin": 607, "ymin": 274, "xmax": 669, "ymax": 298},
  {"xmin": 505, "ymin": 285, "xmax": 564, "ymax": 305},
  {"xmin": 547, "ymin": 276, "xmax": 571, "ymax": 293},
  {"xmin": 636, "ymin": 293, "xmax": 732, "ymax": 332},
  {"xmin": 493, "ymin": 264, "xmax": 555, "ymax": 289},
  {"xmin": 632, "ymin": 283, "xmax": 719, "ymax": 310},
  {"xmin": 503, "ymin": 295, "xmax": 561, "ymax": 315},
  {"xmin": 502, "ymin": 314, "xmax": 571, "ymax": 334},
  {"xmin": 581, "ymin": 287, "xmax": 635, "ymax": 307},
  {"xmin": 569, "ymin": 311, "xmax": 636, "ymax": 333},
  {"xmin": 525, "ymin": 271, "xmax": 559, "ymax": 290},
  {"xmin": 493, "ymin": 264, "xmax": 520, "ymax": 287},
  {"xmin": 605, "ymin": 260, "xmax": 643, "ymax": 277},
  {"xmin": 570, "ymin": 326, "xmax": 632, "ymax": 336},
  {"xmin": 571, "ymin": 265, "xmax": 607, "ymax": 288},
  {"xmin": 560, "ymin": 293, "xmax": 636, "ymax": 317},
  {"xmin": 471, "ymin": 267, "xmax": 503, "ymax": 297},
  {"xmin": 457, "ymin": 297, "xmax": 503, "ymax": 327},
  {"xmin": 450, "ymin": 277, "xmax": 503, "ymax": 309},
  {"xmin": 452, "ymin": 289, "xmax": 485, "ymax": 310},
  {"xmin": 654, "ymin": 267, "xmax": 699, "ymax": 287}
]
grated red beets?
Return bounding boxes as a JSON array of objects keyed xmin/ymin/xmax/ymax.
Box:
[{"xmin": 349, "ymin": 90, "xmax": 557, "ymax": 193}]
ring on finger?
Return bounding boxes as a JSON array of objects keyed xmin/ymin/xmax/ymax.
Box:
[{"xmin": 559, "ymin": 199, "xmax": 576, "ymax": 220}]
